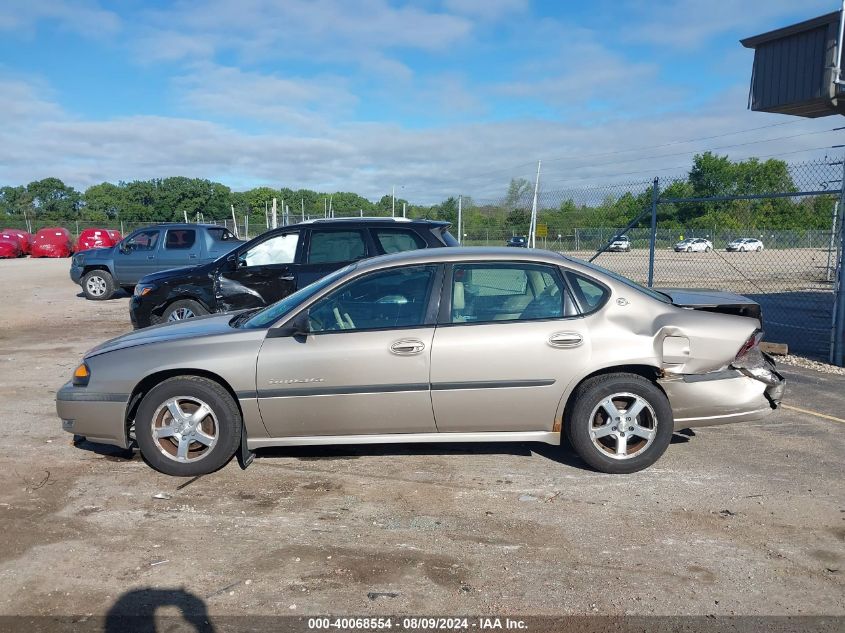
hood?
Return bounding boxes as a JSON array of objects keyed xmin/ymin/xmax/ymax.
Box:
[
  {"xmin": 139, "ymin": 262, "xmax": 215, "ymax": 285},
  {"xmin": 85, "ymin": 313, "xmax": 237, "ymax": 358},
  {"xmin": 656, "ymin": 288, "xmax": 761, "ymax": 321},
  {"xmin": 75, "ymin": 246, "xmax": 114, "ymax": 259}
]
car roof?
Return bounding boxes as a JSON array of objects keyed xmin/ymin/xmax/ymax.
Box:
[
  {"xmin": 353, "ymin": 246, "xmax": 579, "ymax": 274},
  {"xmin": 295, "ymin": 217, "xmax": 449, "ymax": 227}
]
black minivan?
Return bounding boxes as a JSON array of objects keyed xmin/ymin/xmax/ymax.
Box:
[{"xmin": 129, "ymin": 218, "xmax": 458, "ymax": 328}]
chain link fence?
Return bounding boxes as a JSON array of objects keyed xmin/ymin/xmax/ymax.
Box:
[{"xmin": 2, "ymin": 157, "xmax": 843, "ymax": 363}]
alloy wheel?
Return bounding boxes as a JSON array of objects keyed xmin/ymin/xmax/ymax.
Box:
[
  {"xmin": 588, "ymin": 392, "xmax": 658, "ymax": 460},
  {"xmin": 168, "ymin": 307, "xmax": 195, "ymax": 321},
  {"xmin": 85, "ymin": 275, "xmax": 107, "ymax": 297},
  {"xmin": 151, "ymin": 396, "xmax": 219, "ymax": 463}
]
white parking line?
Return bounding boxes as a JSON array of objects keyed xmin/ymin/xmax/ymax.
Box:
[{"xmin": 782, "ymin": 404, "xmax": 845, "ymax": 424}]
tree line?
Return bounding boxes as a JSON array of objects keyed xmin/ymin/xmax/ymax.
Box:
[{"xmin": 0, "ymin": 153, "xmax": 836, "ymax": 234}]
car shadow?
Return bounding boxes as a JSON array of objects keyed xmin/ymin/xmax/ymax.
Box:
[
  {"xmin": 105, "ymin": 587, "xmax": 215, "ymax": 633},
  {"xmin": 71, "ymin": 436, "xmax": 137, "ymax": 461},
  {"xmin": 256, "ymin": 441, "xmax": 592, "ymax": 471},
  {"xmin": 75, "ymin": 288, "xmax": 131, "ymax": 300}
]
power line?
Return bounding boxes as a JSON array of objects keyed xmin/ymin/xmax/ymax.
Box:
[
  {"xmin": 538, "ymin": 145, "xmax": 839, "ymax": 190},
  {"xmin": 440, "ymin": 119, "xmax": 815, "ymax": 186},
  {"xmin": 541, "ymin": 119, "xmax": 812, "ymax": 164}
]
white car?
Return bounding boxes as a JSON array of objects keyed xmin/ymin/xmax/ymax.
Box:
[
  {"xmin": 727, "ymin": 238, "xmax": 764, "ymax": 252},
  {"xmin": 674, "ymin": 238, "xmax": 713, "ymax": 253}
]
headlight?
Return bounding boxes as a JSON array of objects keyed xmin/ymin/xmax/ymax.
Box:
[
  {"xmin": 72, "ymin": 362, "xmax": 90, "ymax": 387},
  {"xmin": 134, "ymin": 284, "xmax": 156, "ymax": 297}
]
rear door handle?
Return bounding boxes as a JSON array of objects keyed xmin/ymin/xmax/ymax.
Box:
[
  {"xmin": 146, "ymin": 255, "xmax": 155, "ymax": 260},
  {"xmin": 189, "ymin": 253, "xmax": 198, "ymax": 259},
  {"xmin": 549, "ymin": 332, "xmax": 583, "ymax": 348},
  {"xmin": 390, "ymin": 339, "xmax": 426, "ymax": 355},
  {"xmin": 279, "ymin": 275, "xmax": 295, "ymax": 281}
]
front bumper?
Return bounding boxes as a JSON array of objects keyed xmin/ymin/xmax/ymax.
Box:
[
  {"xmin": 661, "ymin": 353, "xmax": 784, "ymax": 428},
  {"xmin": 56, "ymin": 382, "xmax": 130, "ymax": 448},
  {"xmin": 70, "ymin": 264, "xmax": 83, "ymax": 284}
]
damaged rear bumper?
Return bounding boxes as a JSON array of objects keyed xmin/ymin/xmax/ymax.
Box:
[{"xmin": 660, "ymin": 351, "xmax": 784, "ymax": 429}]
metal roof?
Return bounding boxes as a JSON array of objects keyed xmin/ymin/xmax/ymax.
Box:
[{"xmin": 740, "ymin": 11, "xmax": 839, "ymax": 48}]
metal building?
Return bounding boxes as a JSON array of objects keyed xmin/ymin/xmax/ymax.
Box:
[{"xmin": 741, "ymin": 11, "xmax": 845, "ymax": 118}]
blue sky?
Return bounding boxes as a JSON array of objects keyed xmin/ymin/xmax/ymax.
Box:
[{"xmin": 0, "ymin": 0, "xmax": 841, "ymax": 201}]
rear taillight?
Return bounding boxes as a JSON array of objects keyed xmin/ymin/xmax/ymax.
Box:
[{"xmin": 736, "ymin": 329, "xmax": 763, "ymax": 359}]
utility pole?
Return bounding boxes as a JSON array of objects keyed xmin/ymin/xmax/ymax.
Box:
[
  {"xmin": 402, "ymin": 202, "xmax": 406, "ymax": 218},
  {"xmin": 827, "ymin": 201, "xmax": 839, "ymax": 282},
  {"xmin": 457, "ymin": 196, "xmax": 462, "ymax": 245},
  {"xmin": 529, "ymin": 160, "xmax": 541, "ymax": 248},
  {"xmin": 392, "ymin": 186, "xmax": 395, "ymax": 217},
  {"xmin": 230, "ymin": 204, "xmax": 239, "ymax": 239},
  {"xmin": 301, "ymin": 198, "xmax": 305, "ymax": 222},
  {"xmin": 329, "ymin": 195, "xmax": 333, "ymax": 218},
  {"xmin": 271, "ymin": 198, "xmax": 278, "ymax": 229}
]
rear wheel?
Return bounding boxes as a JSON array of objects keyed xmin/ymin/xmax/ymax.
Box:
[
  {"xmin": 81, "ymin": 270, "xmax": 115, "ymax": 300},
  {"xmin": 134, "ymin": 376, "xmax": 241, "ymax": 476},
  {"xmin": 565, "ymin": 373, "xmax": 674, "ymax": 474},
  {"xmin": 756, "ymin": 245, "xmax": 762, "ymax": 252},
  {"xmin": 162, "ymin": 299, "xmax": 208, "ymax": 323}
]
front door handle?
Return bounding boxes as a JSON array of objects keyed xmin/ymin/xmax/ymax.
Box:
[
  {"xmin": 390, "ymin": 339, "xmax": 426, "ymax": 355},
  {"xmin": 549, "ymin": 332, "xmax": 583, "ymax": 348},
  {"xmin": 279, "ymin": 275, "xmax": 295, "ymax": 281},
  {"xmin": 146, "ymin": 255, "xmax": 155, "ymax": 260}
]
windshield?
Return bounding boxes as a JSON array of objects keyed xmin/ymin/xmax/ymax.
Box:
[
  {"xmin": 575, "ymin": 259, "xmax": 671, "ymax": 304},
  {"xmin": 239, "ymin": 264, "xmax": 355, "ymax": 329}
]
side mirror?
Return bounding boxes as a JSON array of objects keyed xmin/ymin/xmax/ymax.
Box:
[{"xmin": 272, "ymin": 310, "xmax": 310, "ymax": 338}]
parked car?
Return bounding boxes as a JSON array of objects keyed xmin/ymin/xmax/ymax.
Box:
[
  {"xmin": 129, "ymin": 217, "xmax": 459, "ymax": 328},
  {"xmin": 673, "ymin": 238, "xmax": 713, "ymax": 252},
  {"xmin": 608, "ymin": 235, "xmax": 631, "ymax": 252},
  {"xmin": 77, "ymin": 228, "xmax": 122, "ymax": 252},
  {"xmin": 31, "ymin": 227, "xmax": 74, "ymax": 258},
  {"xmin": 1, "ymin": 228, "xmax": 32, "ymax": 255},
  {"xmin": 506, "ymin": 236, "xmax": 528, "ymax": 247},
  {"xmin": 70, "ymin": 223, "xmax": 242, "ymax": 301},
  {"xmin": 58, "ymin": 247, "xmax": 784, "ymax": 477},
  {"xmin": 727, "ymin": 238, "xmax": 764, "ymax": 252},
  {"xmin": 0, "ymin": 232, "xmax": 25, "ymax": 258}
]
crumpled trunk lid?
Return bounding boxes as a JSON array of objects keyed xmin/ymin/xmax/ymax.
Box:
[{"xmin": 655, "ymin": 288, "xmax": 762, "ymax": 322}]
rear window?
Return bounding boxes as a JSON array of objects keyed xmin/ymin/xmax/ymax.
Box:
[
  {"xmin": 372, "ymin": 228, "xmax": 427, "ymax": 253},
  {"xmin": 207, "ymin": 227, "xmax": 236, "ymax": 241},
  {"xmin": 435, "ymin": 228, "xmax": 459, "ymax": 246}
]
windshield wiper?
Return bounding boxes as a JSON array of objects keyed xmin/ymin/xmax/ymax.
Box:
[{"xmin": 229, "ymin": 307, "xmax": 262, "ymax": 328}]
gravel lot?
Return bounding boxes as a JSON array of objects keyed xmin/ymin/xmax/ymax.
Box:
[{"xmin": 0, "ymin": 257, "xmax": 843, "ymax": 619}]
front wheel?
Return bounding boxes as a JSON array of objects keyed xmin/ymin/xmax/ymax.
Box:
[
  {"xmin": 565, "ymin": 373, "xmax": 674, "ymax": 474},
  {"xmin": 705, "ymin": 246, "xmax": 712, "ymax": 252},
  {"xmin": 162, "ymin": 299, "xmax": 208, "ymax": 323},
  {"xmin": 685, "ymin": 247, "xmax": 692, "ymax": 252},
  {"xmin": 134, "ymin": 376, "xmax": 241, "ymax": 476},
  {"xmin": 81, "ymin": 270, "xmax": 115, "ymax": 300},
  {"xmin": 756, "ymin": 246, "xmax": 762, "ymax": 252}
]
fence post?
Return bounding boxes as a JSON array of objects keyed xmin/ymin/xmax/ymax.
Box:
[
  {"xmin": 647, "ymin": 177, "xmax": 659, "ymax": 288},
  {"xmin": 832, "ymin": 163, "xmax": 845, "ymax": 365}
]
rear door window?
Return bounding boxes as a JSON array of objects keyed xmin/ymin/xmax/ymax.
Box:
[
  {"xmin": 165, "ymin": 229, "xmax": 196, "ymax": 250},
  {"xmin": 566, "ymin": 272, "xmax": 610, "ymax": 313},
  {"xmin": 372, "ymin": 228, "xmax": 427, "ymax": 254},
  {"xmin": 308, "ymin": 230, "xmax": 367, "ymax": 264}
]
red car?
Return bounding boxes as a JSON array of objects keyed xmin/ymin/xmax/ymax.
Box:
[
  {"xmin": 0, "ymin": 232, "xmax": 25, "ymax": 258},
  {"xmin": 31, "ymin": 227, "xmax": 75, "ymax": 258},
  {"xmin": 76, "ymin": 228, "xmax": 122, "ymax": 252},
  {"xmin": 1, "ymin": 228, "xmax": 32, "ymax": 255}
]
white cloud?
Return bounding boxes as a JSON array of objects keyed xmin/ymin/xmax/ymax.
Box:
[
  {"xmin": 443, "ymin": 0, "xmax": 528, "ymax": 20},
  {"xmin": 173, "ymin": 63, "xmax": 358, "ymax": 131},
  {"xmin": 0, "ymin": 0, "xmax": 120, "ymax": 38},
  {"xmin": 621, "ymin": 0, "xmax": 835, "ymax": 49},
  {"xmin": 0, "ymin": 76, "xmax": 838, "ymax": 204}
]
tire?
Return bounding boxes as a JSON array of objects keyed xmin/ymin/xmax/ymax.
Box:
[
  {"xmin": 162, "ymin": 299, "xmax": 208, "ymax": 323},
  {"xmin": 81, "ymin": 269, "xmax": 115, "ymax": 300},
  {"xmin": 705, "ymin": 246, "xmax": 712, "ymax": 252},
  {"xmin": 685, "ymin": 247, "xmax": 692, "ymax": 252},
  {"xmin": 565, "ymin": 373, "xmax": 674, "ymax": 474},
  {"xmin": 756, "ymin": 246, "xmax": 762, "ymax": 252},
  {"xmin": 134, "ymin": 376, "xmax": 241, "ymax": 476},
  {"xmin": 739, "ymin": 246, "xmax": 746, "ymax": 252}
]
